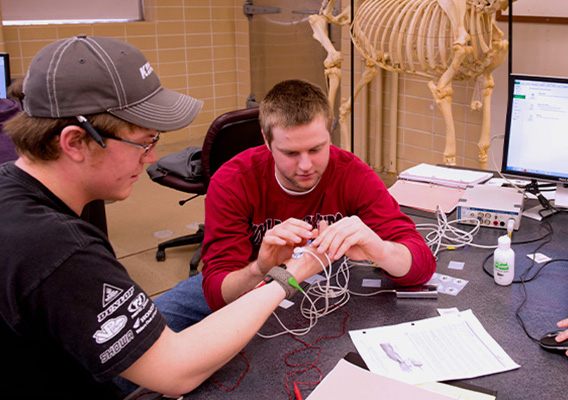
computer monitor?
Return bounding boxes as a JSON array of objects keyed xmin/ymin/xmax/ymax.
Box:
[
  {"xmin": 0, "ymin": 53, "xmax": 10, "ymax": 99},
  {"xmin": 501, "ymin": 74, "xmax": 568, "ymax": 210}
]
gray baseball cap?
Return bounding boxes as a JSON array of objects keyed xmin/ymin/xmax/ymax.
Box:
[{"xmin": 22, "ymin": 35, "xmax": 203, "ymax": 132}]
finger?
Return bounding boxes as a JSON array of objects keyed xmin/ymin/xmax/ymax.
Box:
[
  {"xmin": 330, "ymin": 233, "xmax": 363, "ymax": 261},
  {"xmin": 316, "ymin": 220, "xmax": 360, "ymax": 257},
  {"xmin": 557, "ymin": 318, "xmax": 568, "ymax": 328},
  {"xmin": 265, "ymin": 231, "xmax": 304, "ymax": 246},
  {"xmin": 313, "ymin": 224, "xmax": 338, "ymax": 254},
  {"xmin": 556, "ymin": 330, "xmax": 568, "ymax": 343},
  {"xmin": 281, "ymin": 218, "xmax": 313, "ymax": 231},
  {"xmin": 309, "ymin": 220, "xmax": 328, "ymax": 247},
  {"xmin": 261, "ymin": 235, "xmax": 288, "ymax": 246},
  {"xmin": 267, "ymin": 224, "xmax": 313, "ymax": 245},
  {"xmin": 299, "ymin": 235, "xmax": 317, "ymax": 248},
  {"xmin": 329, "ymin": 228, "xmax": 369, "ymax": 261},
  {"xmin": 278, "ymin": 220, "xmax": 313, "ymax": 236}
]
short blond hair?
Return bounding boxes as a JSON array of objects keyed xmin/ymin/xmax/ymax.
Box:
[{"xmin": 260, "ymin": 80, "xmax": 332, "ymax": 144}]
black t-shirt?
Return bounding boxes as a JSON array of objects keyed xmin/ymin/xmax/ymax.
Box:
[{"xmin": 0, "ymin": 162, "xmax": 166, "ymax": 399}]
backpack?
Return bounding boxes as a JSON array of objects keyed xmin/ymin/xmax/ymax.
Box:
[{"xmin": 146, "ymin": 146, "xmax": 203, "ymax": 182}]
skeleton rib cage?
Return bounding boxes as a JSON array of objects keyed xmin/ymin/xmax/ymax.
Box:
[
  {"xmin": 351, "ymin": 0, "xmax": 497, "ymax": 82},
  {"xmin": 309, "ymin": 0, "xmax": 511, "ymax": 167}
]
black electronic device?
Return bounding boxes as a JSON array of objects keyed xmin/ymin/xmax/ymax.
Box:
[
  {"xmin": 539, "ymin": 331, "xmax": 568, "ymax": 353},
  {"xmin": 0, "ymin": 53, "xmax": 10, "ymax": 99},
  {"xmin": 501, "ymin": 74, "xmax": 568, "ymax": 211}
]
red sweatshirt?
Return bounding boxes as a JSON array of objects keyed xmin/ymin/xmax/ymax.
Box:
[{"xmin": 201, "ymin": 145, "xmax": 436, "ymax": 311}]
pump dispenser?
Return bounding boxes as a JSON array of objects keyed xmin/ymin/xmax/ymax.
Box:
[{"xmin": 494, "ymin": 235, "xmax": 515, "ymax": 286}]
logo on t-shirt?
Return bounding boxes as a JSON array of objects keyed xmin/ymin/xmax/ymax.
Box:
[
  {"xmin": 97, "ymin": 286, "xmax": 135, "ymax": 323},
  {"xmin": 102, "ymin": 283, "xmax": 124, "ymax": 308},
  {"xmin": 93, "ymin": 315, "xmax": 128, "ymax": 344},
  {"xmin": 128, "ymin": 293, "xmax": 149, "ymax": 318}
]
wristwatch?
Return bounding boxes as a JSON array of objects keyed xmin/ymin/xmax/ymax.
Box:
[{"xmin": 264, "ymin": 264, "xmax": 301, "ymax": 300}]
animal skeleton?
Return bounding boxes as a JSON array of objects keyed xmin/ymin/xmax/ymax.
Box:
[{"xmin": 310, "ymin": 0, "xmax": 513, "ymax": 169}]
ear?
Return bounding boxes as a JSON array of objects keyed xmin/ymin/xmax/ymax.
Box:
[
  {"xmin": 261, "ymin": 129, "xmax": 271, "ymax": 151},
  {"xmin": 59, "ymin": 125, "xmax": 89, "ymax": 162}
]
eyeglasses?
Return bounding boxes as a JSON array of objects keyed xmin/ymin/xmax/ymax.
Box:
[{"xmin": 99, "ymin": 131, "xmax": 161, "ymax": 156}]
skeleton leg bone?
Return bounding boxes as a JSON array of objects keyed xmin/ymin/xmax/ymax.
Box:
[
  {"xmin": 308, "ymin": 3, "xmax": 350, "ymax": 110},
  {"xmin": 477, "ymin": 73, "xmax": 495, "ymax": 169},
  {"xmin": 339, "ymin": 61, "xmax": 379, "ymax": 150},
  {"xmin": 428, "ymin": 80, "xmax": 457, "ymax": 165},
  {"xmin": 428, "ymin": 40, "xmax": 472, "ymax": 165}
]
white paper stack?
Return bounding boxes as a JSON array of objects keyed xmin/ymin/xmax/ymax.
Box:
[{"xmin": 398, "ymin": 163, "xmax": 492, "ymax": 189}]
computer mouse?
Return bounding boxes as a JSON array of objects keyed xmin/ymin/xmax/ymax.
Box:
[{"xmin": 539, "ymin": 331, "xmax": 568, "ymax": 353}]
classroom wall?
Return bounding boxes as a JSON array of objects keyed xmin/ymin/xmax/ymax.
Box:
[
  {"xmin": 0, "ymin": 0, "xmax": 251, "ymax": 145},
  {"xmin": 1, "ymin": 1, "xmax": 566, "ymax": 173}
]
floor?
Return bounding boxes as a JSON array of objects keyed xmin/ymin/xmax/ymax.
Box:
[{"xmin": 107, "ymin": 140, "xmax": 397, "ymax": 299}]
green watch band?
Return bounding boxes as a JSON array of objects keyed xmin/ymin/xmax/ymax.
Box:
[{"xmin": 265, "ymin": 264, "xmax": 299, "ymax": 300}]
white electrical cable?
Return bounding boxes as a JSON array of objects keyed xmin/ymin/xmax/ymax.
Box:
[
  {"xmin": 415, "ymin": 205, "xmax": 498, "ymax": 258},
  {"xmin": 258, "ymin": 184, "xmax": 512, "ymax": 339},
  {"xmin": 258, "ymin": 205, "xmax": 501, "ymax": 339},
  {"xmin": 261, "ymin": 136, "xmax": 524, "ymax": 338},
  {"xmin": 257, "ymin": 247, "xmax": 337, "ymax": 338},
  {"xmin": 258, "ymin": 252, "xmax": 399, "ymax": 338}
]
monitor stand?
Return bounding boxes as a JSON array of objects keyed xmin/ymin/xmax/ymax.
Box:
[
  {"xmin": 554, "ymin": 183, "xmax": 568, "ymax": 209},
  {"xmin": 522, "ymin": 181, "xmax": 562, "ymax": 220}
]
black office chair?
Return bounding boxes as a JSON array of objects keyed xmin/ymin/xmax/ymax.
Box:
[{"xmin": 148, "ymin": 107, "xmax": 264, "ymax": 276}]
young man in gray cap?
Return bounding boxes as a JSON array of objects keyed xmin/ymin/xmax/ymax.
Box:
[{"xmin": 0, "ymin": 35, "xmax": 325, "ymax": 399}]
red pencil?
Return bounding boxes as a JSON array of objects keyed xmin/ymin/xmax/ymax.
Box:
[{"xmin": 293, "ymin": 382, "xmax": 303, "ymax": 400}]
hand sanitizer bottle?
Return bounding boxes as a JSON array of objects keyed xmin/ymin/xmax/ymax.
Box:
[{"xmin": 494, "ymin": 235, "xmax": 515, "ymax": 286}]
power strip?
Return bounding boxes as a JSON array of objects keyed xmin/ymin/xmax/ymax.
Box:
[{"xmin": 456, "ymin": 185, "xmax": 524, "ymax": 230}]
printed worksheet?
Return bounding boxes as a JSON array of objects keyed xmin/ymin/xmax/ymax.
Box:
[{"xmin": 349, "ymin": 310, "xmax": 520, "ymax": 384}]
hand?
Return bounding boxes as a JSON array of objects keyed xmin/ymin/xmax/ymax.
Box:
[
  {"xmin": 256, "ymin": 218, "xmax": 313, "ymax": 275},
  {"xmin": 556, "ymin": 318, "xmax": 568, "ymax": 356},
  {"xmin": 310, "ymin": 216, "xmax": 383, "ymax": 262},
  {"xmin": 285, "ymin": 243, "xmax": 331, "ymax": 283}
]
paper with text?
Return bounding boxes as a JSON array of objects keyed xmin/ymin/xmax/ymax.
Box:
[{"xmin": 349, "ymin": 310, "xmax": 520, "ymax": 384}]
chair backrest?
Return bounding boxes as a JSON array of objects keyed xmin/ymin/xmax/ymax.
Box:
[{"xmin": 201, "ymin": 107, "xmax": 264, "ymax": 186}]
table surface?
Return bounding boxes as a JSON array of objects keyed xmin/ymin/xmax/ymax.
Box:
[{"xmin": 174, "ymin": 204, "xmax": 568, "ymax": 400}]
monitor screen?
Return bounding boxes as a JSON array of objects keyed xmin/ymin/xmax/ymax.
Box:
[
  {"xmin": 0, "ymin": 53, "xmax": 10, "ymax": 99},
  {"xmin": 501, "ymin": 74, "xmax": 568, "ymax": 209}
]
